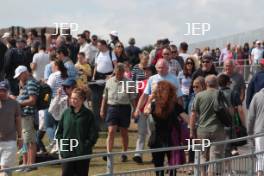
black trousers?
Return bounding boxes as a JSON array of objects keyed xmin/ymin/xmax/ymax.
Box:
[
  {"xmin": 61, "ymin": 159, "xmax": 90, "ymax": 176},
  {"xmin": 152, "ymin": 151, "xmax": 177, "ymax": 176}
]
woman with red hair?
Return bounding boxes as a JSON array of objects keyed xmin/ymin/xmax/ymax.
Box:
[{"xmin": 145, "ymin": 80, "xmax": 189, "ymax": 176}]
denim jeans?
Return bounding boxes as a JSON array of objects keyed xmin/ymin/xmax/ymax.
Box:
[{"xmin": 44, "ymin": 110, "xmax": 57, "ymax": 141}]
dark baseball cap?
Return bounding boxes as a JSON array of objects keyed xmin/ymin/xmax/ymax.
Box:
[
  {"xmin": 202, "ymin": 54, "xmax": 214, "ymax": 61},
  {"xmin": 0, "ymin": 81, "xmax": 9, "ymax": 91},
  {"xmin": 62, "ymin": 78, "xmax": 76, "ymax": 87}
]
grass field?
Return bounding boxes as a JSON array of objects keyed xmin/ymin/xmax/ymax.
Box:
[{"xmin": 13, "ymin": 123, "xmax": 154, "ymax": 176}]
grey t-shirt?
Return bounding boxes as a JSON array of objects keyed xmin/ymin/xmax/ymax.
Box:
[
  {"xmin": 230, "ymin": 72, "xmax": 245, "ymax": 95},
  {"xmin": 193, "ymin": 89, "xmax": 224, "ymax": 133},
  {"xmin": 0, "ymin": 98, "xmax": 21, "ymax": 141}
]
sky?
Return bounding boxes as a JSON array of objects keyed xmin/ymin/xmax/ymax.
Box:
[{"xmin": 1, "ymin": 0, "xmax": 264, "ymax": 47}]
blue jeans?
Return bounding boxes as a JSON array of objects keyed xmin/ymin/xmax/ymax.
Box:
[
  {"xmin": 183, "ymin": 95, "xmax": 190, "ymax": 113},
  {"xmin": 44, "ymin": 110, "xmax": 57, "ymax": 141}
]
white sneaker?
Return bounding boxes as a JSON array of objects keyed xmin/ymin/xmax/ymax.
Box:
[{"xmin": 50, "ymin": 144, "xmax": 58, "ymax": 154}]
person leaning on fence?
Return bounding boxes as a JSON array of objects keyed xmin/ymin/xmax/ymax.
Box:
[
  {"xmin": 144, "ymin": 80, "xmax": 189, "ymax": 176},
  {"xmin": 248, "ymin": 87, "xmax": 264, "ymax": 176},
  {"xmin": 56, "ymin": 87, "xmax": 98, "ymax": 176},
  {"xmin": 0, "ymin": 81, "xmax": 22, "ymax": 176},
  {"xmin": 190, "ymin": 75, "xmax": 225, "ymax": 176},
  {"xmin": 100, "ymin": 63, "xmax": 137, "ymax": 162}
]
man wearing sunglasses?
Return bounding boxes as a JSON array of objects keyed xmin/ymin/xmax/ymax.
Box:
[{"xmin": 190, "ymin": 55, "xmax": 218, "ymax": 93}]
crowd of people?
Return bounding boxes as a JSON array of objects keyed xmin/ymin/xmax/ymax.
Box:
[{"xmin": 0, "ymin": 28, "xmax": 264, "ymax": 176}]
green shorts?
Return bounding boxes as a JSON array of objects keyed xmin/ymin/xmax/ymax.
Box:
[{"xmin": 21, "ymin": 116, "xmax": 36, "ymax": 144}]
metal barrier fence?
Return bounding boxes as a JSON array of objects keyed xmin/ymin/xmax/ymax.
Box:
[
  {"xmin": 215, "ymin": 64, "xmax": 260, "ymax": 83},
  {"xmin": 1, "ymin": 133, "xmax": 264, "ymax": 176}
]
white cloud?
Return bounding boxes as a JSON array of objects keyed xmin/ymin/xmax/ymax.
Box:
[{"xmin": 0, "ymin": 0, "xmax": 264, "ymax": 47}]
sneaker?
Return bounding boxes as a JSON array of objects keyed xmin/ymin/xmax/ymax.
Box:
[
  {"xmin": 23, "ymin": 167, "xmax": 37, "ymax": 172},
  {"xmin": 37, "ymin": 150, "xmax": 47, "ymax": 155},
  {"xmin": 132, "ymin": 156, "xmax": 143, "ymax": 164},
  {"xmin": 121, "ymin": 155, "xmax": 128, "ymax": 162},
  {"xmin": 50, "ymin": 144, "xmax": 58, "ymax": 154},
  {"xmin": 15, "ymin": 165, "xmax": 26, "ymax": 172}
]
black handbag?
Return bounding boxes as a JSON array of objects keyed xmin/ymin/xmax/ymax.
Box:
[
  {"xmin": 231, "ymin": 111, "xmax": 247, "ymax": 146},
  {"xmin": 214, "ymin": 90, "xmax": 232, "ymax": 127}
]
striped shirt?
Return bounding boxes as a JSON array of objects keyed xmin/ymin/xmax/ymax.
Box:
[
  {"xmin": 63, "ymin": 58, "xmax": 78, "ymax": 80},
  {"xmin": 17, "ymin": 78, "xmax": 39, "ymax": 117},
  {"xmin": 47, "ymin": 71, "xmax": 66, "ymax": 97},
  {"xmin": 131, "ymin": 64, "xmax": 145, "ymax": 81}
]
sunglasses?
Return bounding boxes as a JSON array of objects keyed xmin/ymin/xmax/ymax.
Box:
[
  {"xmin": 186, "ymin": 62, "xmax": 194, "ymax": 65},
  {"xmin": 171, "ymin": 51, "xmax": 177, "ymax": 54},
  {"xmin": 116, "ymin": 45, "xmax": 123, "ymax": 48},
  {"xmin": 163, "ymin": 53, "xmax": 170, "ymax": 55}
]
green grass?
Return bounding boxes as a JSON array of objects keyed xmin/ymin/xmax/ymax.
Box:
[{"xmin": 13, "ymin": 130, "xmax": 153, "ymax": 176}]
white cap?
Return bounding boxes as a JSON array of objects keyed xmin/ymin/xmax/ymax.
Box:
[
  {"xmin": 256, "ymin": 40, "xmax": 261, "ymax": 44},
  {"xmin": 2, "ymin": 32, "xmax": 10, "ymax": 39},
  {"xmin": 110, "ymin": 30, "xmax": 118, "ymax": 37},
  {"xmin": 14, "ymin": 65, "xmax": 28, "ymax": 79}
]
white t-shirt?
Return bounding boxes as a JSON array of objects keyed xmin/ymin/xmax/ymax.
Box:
[
  {"xmin": 179, "ymin": 53, "xmax": 189, "ymax": 62},
  {"xmin": 79, "ymin": 42, "xmax": 90, "ymax": 62},
  {"xmin": 87, "ymin": 43, "xmax": 99, "ymax": 66},
  {"xmin": 32, "ymin": 51, "xmax": 50, "ymax": 81},
  {"xmin": 251, "ymin": 47, "xmax": 264, "ymax": 64},
  {"xmin": 95, "ymin": 50, "xmax": 117, "ymax": 73}
]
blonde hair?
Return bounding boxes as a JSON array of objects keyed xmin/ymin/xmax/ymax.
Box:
[{"xmin": 72, "ymin": 86, "xmax": 91, "ymax": 101}]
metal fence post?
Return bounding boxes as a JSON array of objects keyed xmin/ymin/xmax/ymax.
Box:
[
  {"xmin": 250, "ymin": 139, "xmax": 255, "ymax": 176},
  {"xmin": 106, "ymin": 154, "xmax": 114, "ymax": 175},
  {"xmin": 194, "ymin": 145, "xmax": 201, "ymax": 176}
]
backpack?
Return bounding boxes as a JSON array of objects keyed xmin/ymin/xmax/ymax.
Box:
[
  {"xmin": 36, "ymin": 81, "xmax": 52, "ymax": 110},
  {"xmin": 214, "ymin": 90, "xmax": 232, "ymax": 127}
]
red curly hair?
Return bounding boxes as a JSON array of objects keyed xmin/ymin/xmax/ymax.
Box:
[{"xmin": 152, "ymin": 80, "xmax": 177, "ymax": 119}]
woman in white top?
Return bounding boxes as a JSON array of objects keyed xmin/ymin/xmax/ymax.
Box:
[
  {"xmin": 47, "ymin": 59, "xmax": 68, "ymax": 98},
  {"xmin": 45, "ymin": 59, "xmax": 68, "ymax": 152}
]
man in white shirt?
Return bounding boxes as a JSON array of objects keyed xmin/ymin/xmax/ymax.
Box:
[
  {"xmin": 87, "ymin": 35, "xmax": 99, "ymax": 67},
  {"xmin": 250, "ymin": 40, "xmax": 264, "ymax": 64},
  {"xmin": 78, "ymin": 34, "xmax": 90, "ymax": 63},
  {"xmin": 92, "ymin": 40, "xmax": 117, "ymax": 80},
  {"xmin": 250, "ymin": 40, "xmax": 264, "ymax": 74},
  {"xmin": 30, "ymin": 44, "xmax": 50, "ymax": 81}
]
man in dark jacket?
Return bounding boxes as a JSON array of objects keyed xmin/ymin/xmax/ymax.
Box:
[
  {"xmin": 0, "ymin": 41, "xmax": 7, "ymax": 80},
  {"xmin": 4, "ymin": 39, "xmax": 27, "ymax": 95},
  {"xmin": 246, "ymin": 59, "xmax": 264, "ymax": 109},
  {"xmin": 125, "ymin": 38, "xmax": 141, "ymax": 66},
  {"xmin": 190, "ymin": 55, "xmax": 218, "ymax": 93}
]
